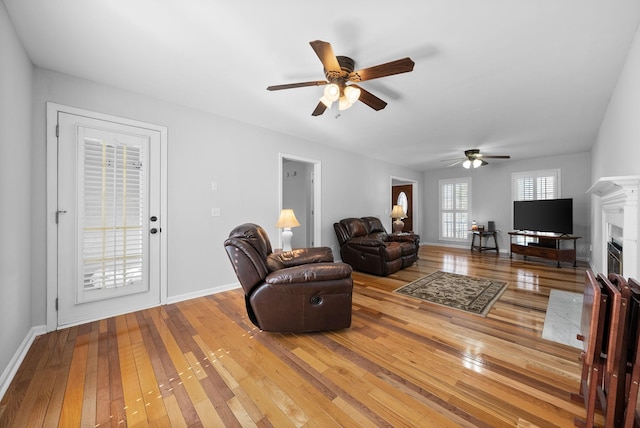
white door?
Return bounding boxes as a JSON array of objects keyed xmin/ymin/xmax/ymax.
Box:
[{"xmin": 56, "ymin": 112, "xmax": 163, "ymax": 327}]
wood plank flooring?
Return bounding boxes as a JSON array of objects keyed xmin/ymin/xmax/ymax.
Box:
[{"xmin": 0, "ymin": 245, "xmax": 602, "ymax": 427}]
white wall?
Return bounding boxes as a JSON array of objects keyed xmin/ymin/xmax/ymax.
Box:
[
  {"xmin": 423, "ymin": 152, "xmax": 592, "ymax": 258},
  {"xmin": 29, "ymin": 68, "xmax": 423, "ymax": 317},
  {"xmin": 0, "ymin": 1, "xmax": 34, "ymax": 390},
  {"xmin": 591, "ymin": 23, "xmax": 640, "ymax": 276}
]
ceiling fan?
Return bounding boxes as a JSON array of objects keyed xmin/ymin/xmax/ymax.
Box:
[
  {"xmin": 267, "ymin": 40, "xmax": 415, "ymax": 116},
  {"xmin": 445, "ymin": 149, "xmax": 511, "ymax": 168}
]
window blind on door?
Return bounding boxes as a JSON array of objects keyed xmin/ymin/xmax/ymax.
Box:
[{"xmin": 80, "ymin": 138, "xmax": 145, "ymax": 291}]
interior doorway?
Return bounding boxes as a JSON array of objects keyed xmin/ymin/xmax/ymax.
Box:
[
  {"xmin": 280, "ymin": 154, "xmax": 322, "ymax": 248},
  {"xmin": 391, "ymin": 177, "xmax": 418, "ymax": 234}
]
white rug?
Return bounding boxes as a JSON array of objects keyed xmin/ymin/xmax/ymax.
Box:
[{"xmin": 541, "ymin": 289, "xmax": 583, "ymax": 349}]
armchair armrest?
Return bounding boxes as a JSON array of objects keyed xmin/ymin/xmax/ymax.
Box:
[
  {"xmin": 266, "ymin": 247, "xmax": 333, "ymax": 271},
  {"xmin": 265, "ymin": 262, "xmax": 353, "ymax": 285}
]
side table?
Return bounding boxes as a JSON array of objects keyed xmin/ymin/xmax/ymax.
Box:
[{"xmin": 470, "ymin": 230, "xmax": 499, "ymax": 253}]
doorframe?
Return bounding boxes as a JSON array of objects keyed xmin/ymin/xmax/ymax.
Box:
[
  {"xmin": 391, "ymin": 176, "xmax": 420, "ymax": 235},
  {"xmin": 279, "ymin": 153, "xmax": 322, "ymax": 247},
  {"xmin": 46, "ymin": 103, "xmax": 168, "ymax": 332}
]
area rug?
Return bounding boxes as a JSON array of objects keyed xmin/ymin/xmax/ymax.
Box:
[
  {"xmin": 541, "ymin": 290, "xmax": 583, "ymax": 349},
  {"xmin": 393, "ymin": 271, "xmax": 508, "ymax": 317}
]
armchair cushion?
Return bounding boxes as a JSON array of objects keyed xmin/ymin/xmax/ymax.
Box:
[{"xmin": 266, "ymin": 262, "xmax": 352, "ymax": 284}]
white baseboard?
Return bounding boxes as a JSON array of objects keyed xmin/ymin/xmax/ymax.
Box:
[
  {"xmin": 0, "ymin": 325, "xmax": 47, "ymax": 400},
  {"xmin": 166, "ymin": 282, "xmax": 240, "ymax": 305}
]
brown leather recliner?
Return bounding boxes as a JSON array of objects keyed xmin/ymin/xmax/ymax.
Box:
[
  {"xmin": 224, "ymin": 223, "xmax": 353, "ymax": 333},
  {"xmin": 334, "ymin": 217, "xmax": 419, "ymax": 276}
]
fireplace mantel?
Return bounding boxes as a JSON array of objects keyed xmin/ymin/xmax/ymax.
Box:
[
  {"xmin": 588, "ymin": 175, "xmax": 639, "ymax": 278},
  {"xmin": 588, "ymin": 176, "xmax": 640, "ymax": 199}
]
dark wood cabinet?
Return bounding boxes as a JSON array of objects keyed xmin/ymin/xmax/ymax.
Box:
[{"xmin": 508, "ymin": 231, "xmax": 580, "ymax": 267}]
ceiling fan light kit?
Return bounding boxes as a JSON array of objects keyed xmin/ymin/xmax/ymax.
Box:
[
  {"xmin": 267, "ymin": 40, "xmax": 415, "ymax": 117},
  {"xmin": 463, "ymin": 158, "xmax": 484, "ymax": 169}
]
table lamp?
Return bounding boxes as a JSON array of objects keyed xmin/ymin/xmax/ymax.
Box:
[
  {"xmin": 390, "ymin": 205, "xmax": 406, "ymax": 233},
  {"xmin": 276, "ymin": 208, "xmax": 301, "ymax": 251}
]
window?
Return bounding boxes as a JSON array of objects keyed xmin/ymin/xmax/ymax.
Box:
[
  {"xmin": 512, "ymin": 169, "xmax": 560, "ymax": 243},
  {"xmin": 397, "ymin": 191, "xmax": 408, "ymax": 217},
  {"xmin": 439, "ymin": 177, "xmax": 471, "ymax": 241},
  {"xmin": 512, "ymin": 169, "xmax": 560, "ymax": 201}
]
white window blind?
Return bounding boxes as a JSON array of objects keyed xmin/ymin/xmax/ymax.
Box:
[
  {"xmin": 440, "ymin": 178, "xmax": 471, "ymax": 241},
  {"xmin": 80, "ymin": 138, "xmax": 145, "ymax": 292},
  {"xmin": 512, "ymin": 169, "xmax": 560, "ymax": 201},
  {"xmin": 511, "ymin": 169, "xmax": 560, "ymax": 244}
]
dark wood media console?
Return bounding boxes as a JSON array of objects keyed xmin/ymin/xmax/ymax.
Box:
[{"xmin": 508, "ymin": 231, "xmax": 580, "ymax": 267}]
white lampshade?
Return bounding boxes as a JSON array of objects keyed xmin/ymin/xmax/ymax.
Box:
[
  {"xmin": 344, "ymin": 86, "xmax": 361, "ymax": 104},
  {"xmin": 462, "ymin": 159, "xmax": 471, "ymax": 169},
  {"xmin": 338, "ymin": 96, "xmax": 352, "ymax": 111},
  {"xmin": 472, "ymin": 158, "xmax": 482, "ymax": 168},
  {"xmin": 390, "ymin": 205, "xmax": 406, "ymax": 219},
  {"xmin": 324, "ymin": 84, "xmax": 340, "ymax": 102},
  {"xmin": 275, "ymin": 209, "xmax": 300, "ymax": 229}
]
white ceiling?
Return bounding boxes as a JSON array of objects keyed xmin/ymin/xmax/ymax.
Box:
[{"xmin": 4, "ymin": 0, "xmax": 640, "ymax": 171}]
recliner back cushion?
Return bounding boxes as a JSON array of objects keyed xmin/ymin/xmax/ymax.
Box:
[
  {"xmin": 363, "ymin": 217, "xmax": 386, "ymax": 234},
  {"xmin": 228, "ymin": 223, "xmax": 272, "ymax": 260},
  {"xmin": 341, "ymin": 218, "xmax": 368, "ymax": 238}
]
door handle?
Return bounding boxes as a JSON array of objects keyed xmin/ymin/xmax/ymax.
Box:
[{"xmin": 150, "ymin": 228, "xmax": 158, "ymax": 234}]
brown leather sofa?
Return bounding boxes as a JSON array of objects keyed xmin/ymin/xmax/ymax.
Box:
[
  {"xmin": 334, "ymin": 217, "xmax": 419, "ymax": 276},
  {"xmin": 224, "ymin": 223, "xmax": 353, "ymax": 333}
]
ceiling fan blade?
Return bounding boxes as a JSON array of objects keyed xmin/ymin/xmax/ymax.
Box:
[
  {"xmin": 350, "ymin": 84, "xmax": 387, "ymax": 111},
  {"xmin": 311, "ymin": 102, "xmax": 327, "ymax": 116},
  {"xmin": 480, "ymin": 155, "xmax": 511, "ymax": 159},
  {"xmin": 448, "ymin": 160, "xmax": 464, "ymax": 167},
  {"xmin": 348, "ymin": 57, "xmax": 415, "ymax": 82},
  {"xmin": 267, "ymin": 80, "xmax": 328, "ymax": 91},
  {"xmin": 309, "ymin": 40, "xmax": 341, "ymax": 73}
]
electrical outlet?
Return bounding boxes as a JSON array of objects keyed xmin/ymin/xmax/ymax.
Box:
[{"xmin": 211, "ymin": 208, "xmax": 221, "ymax": 217}]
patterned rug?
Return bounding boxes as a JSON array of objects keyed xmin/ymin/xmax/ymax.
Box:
[{"xmin": 393, "ymin": 271, "xmax": 508, "ymax": 317}]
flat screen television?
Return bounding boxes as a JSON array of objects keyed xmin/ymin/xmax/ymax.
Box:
[{"xmin": 513, "ymin": 198, "xmax": 573, "ymax": 234}]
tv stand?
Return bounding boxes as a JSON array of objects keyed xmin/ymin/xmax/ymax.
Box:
[{"xmin": 508, "ymin": 231, "xmax": 580, "ymax": 267}]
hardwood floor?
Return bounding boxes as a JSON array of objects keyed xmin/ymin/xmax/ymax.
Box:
[{"xmin": 0, "ymin": 245, "xmax": 599, "ymax": 427}]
